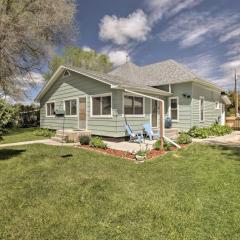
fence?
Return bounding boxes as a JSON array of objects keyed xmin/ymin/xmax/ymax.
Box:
[{"xmin": 226, "ymin": 117, "xmax": 240, "ymax": 130}]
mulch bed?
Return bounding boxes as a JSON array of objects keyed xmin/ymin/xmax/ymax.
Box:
[{"xmin": 78, "ymin": 143, "xmax": 190, "ymax": 161}]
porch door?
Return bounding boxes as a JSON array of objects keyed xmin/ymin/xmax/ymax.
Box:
[
  {"xmin": 152, "ymin": 100, "xmax": 158, "ymax": 128},
  {"xmin": 79, "ymin": 97, "xmax": 86, "ymax": 129}
]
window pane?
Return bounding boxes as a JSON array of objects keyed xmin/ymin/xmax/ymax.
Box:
[
  {"xmin": 92, "ymin": 97, "xmax": 101, "ymax": 115},
  {"xmin": 171, "ymin": 109, "xmax": 177, "ymax": 120},
  {"xmin": 171, "ymin": 99, "xmax": 177, "ymax": 108},
  {"xmin": 124, "ymin": 96, "xmax": 134, "ymax": 114},
  {"xmin": 134, "ymin": 97, "xmax": 143, "ymax": 114},
  {"xmin": 47, "ymin": 104, "xmax": 50, "ymax": 116},
  {"xmin": 50, "ymin": 103, "xmax": 55, "ymax": 115},
  {"xmin": 102, "ymin": 96, "xmax": 111, "ymax": 115},
  {"xmin": 65, "ymin": 101, "xmax": 71, "ymax": 115},
  {"xmin": 71, "ymin": 100, "xmax": 77, "ymax": 115}
]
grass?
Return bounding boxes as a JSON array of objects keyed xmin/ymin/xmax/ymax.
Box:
[
  {"xmin": 0, "ymin": 128, "xmax": 50, "ymax": 144},
  {"xmin": 0, "ymin": 143, "xmax": 240, "ymax": 239}
]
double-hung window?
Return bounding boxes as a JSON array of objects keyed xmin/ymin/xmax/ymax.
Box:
[
  {"xmin": 91, "ymin": 94, "xmax": 111, "ymax": 116},
  {"xmin": 169, "ymin": 97, "xmax": 178, "ymax": 121},
  {"xmin": 65, "ymin": 99, "xmax": 77, "ymax": 116},
  {"xmin": 124, "ymin": 95, "xmax": 144, "ymax": 115},
  {"xmin": 199, "ymin": 97, "xmax": 204, "ymax": 122},
  {"xmin": 46, "ymin": 102, "xmax": 55, "ymax": 117}
]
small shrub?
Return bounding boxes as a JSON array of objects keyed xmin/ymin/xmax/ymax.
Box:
[
  {"xmin": 79, "ymin": 135, "xmax": 91, "ymax": 145},
  {"xmin": 153, "ymin": 139, "xmax": 172, "ymax": 151},
  {"xmin": 136, "ymin": 149, "xmax": 148, "ymax": 156},
  {"xmin": 177, "ymin": 133, "xmax": 192, "ymax": 144},
  {"xmin": 90, "ymin": 137, "xmax": 107, "ymax": 149},
  {"xmin": 188, "ymin": 124, "xmax": 232, "ymax": 139},
  {"xmin": 188, "ymin": 126, "xmax": 209, "ymax": 139},
  {"xmin": 209, "ymin": 123, "xmax": 232, "ymax": 136},
  {"xmin": 33, "ymin": 128, "xmax": 54, "ymax": 137}
]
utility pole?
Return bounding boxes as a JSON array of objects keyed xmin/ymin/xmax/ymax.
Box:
[{"xmin": 235, "ymin": 69, "xmax": 239, "ymax": 117}]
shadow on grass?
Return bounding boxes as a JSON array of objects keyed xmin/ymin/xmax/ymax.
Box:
[
  {"xmin": 209, "ymin": 144, "xmax": 240, "ymax": 161},
  {"xmin": 0, "ymin": 149, "xmax": 26, "ymax": 161}
]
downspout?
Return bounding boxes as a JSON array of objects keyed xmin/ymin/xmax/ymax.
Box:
[{"xmin": 124, "ymin": 89, "xmax": 181, "ymax": 149}]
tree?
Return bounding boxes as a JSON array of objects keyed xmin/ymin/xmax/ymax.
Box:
[
  {"xmin": 226, "ymin": 91, "xmax": 240, "ymax": 116},
  {"xmin": 0, "ymin": 99, "xmax": 16, "ymax": 139},
  {"xmin": 44, "ymin": 46, "xmax": 113, "ymax": 81},
  {"xmin": 0, "ymin": 0, "xmax": 76, "ymax": 99}
]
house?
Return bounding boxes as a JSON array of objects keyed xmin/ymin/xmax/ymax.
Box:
[{"xmin": 35, "ymin": 60, "xmax": 231, "ymax": 138}]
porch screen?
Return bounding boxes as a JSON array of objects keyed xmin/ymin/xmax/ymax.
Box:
[{"xmin": 124, "ymin": 96, "xmax": 143, "ymax": 115}]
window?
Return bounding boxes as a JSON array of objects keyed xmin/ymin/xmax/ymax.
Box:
[
  {"xmin": 124, "ymin": 95, "xmax": 144, "ymax": 115},
  {"xmin": 65, "ymin": 99, "xmax": 77, "ymax": 116},
  {"xmin": 215, "ymin": 101, "xmax": 220, "ymax": 109},
  {"xmin": 46, "ymin": 102, "xmax": 55, "ymax": 117},
  {"xmin": 200, "ymin": 97, "xmax": 204, "ymax": 122},
  {"xmin": 91, "ymin": 95, "xmax": 111, "ymax": 116},
  {"xmin": 169, "ymin": 97, "xmax": 178, "ymax": 121}
]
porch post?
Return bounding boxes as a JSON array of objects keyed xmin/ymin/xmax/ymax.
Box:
[{"xmin": 159, "ymin": 101, "xmax": 164, "ymax": 150}]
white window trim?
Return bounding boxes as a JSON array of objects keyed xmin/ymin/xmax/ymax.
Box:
[
  {"xmin": 90, "ymin": 93, "xmax": 113, "ymax": 118},
  {"xmin": 168, "ymin": 97, "xmax": 179, "ymax": 122},
  {"xmin": 215, "ymin": 101, "xmax": 220, "ymax": 109},
  {"xmin": 199, "ymin": 96, "xmax": 205, "ymax": 123},
  {"xmin": 122, "ymin": 93, "xmax": 145, "ymax": 118},
  {"xmin": 46, "ymin": 101, "xmax": 55, "ymax": 118},
  {"xmin": 63, "ymin": 98, "xmax": 78, "ymax": 117}
]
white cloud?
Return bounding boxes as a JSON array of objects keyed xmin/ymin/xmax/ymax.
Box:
[
  {"xmin": 226, "ymin": 43, "xmax": 240, "ymax": 57},
  {"xmin": 107, "ymin": 50, "xmax": 129, "ymax": 67},
  {"xmin": 23, "ymin": 72, "xmax": 44, "ymax": 85},
  {"xmin": 160, "ymin": 11, "xmax": 240, "ymax": 48},
  {"xmin": 99, "ymin": 9, "xmax": 151, "ymax": 45},
  {"xmin": 182, "ymin": 53, "xmax": 219, "ymax": 80},
  {"xmin": 219, "ymin": 26, "xmax": 240, "ymax": 43},
  {"xmin": 146, "ymin": 0, "xmax": 203, "ymax": 24},
  {"xmin": 82, "ymin": 46, "xmax": 93, "ymax": 52}
]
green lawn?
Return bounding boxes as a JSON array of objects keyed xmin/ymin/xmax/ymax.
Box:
[
  {"xmin": 0, "ymin": 144, "xmax": 239, "ymax": 239},
  {"xmin": 0, "ymin": 128, "xmax": 50, "ymax": 144}
]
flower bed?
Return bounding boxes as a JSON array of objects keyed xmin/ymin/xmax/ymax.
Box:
[{"xmin": 78, "ymin": 143, "xmax": 190, "ymax": 161}]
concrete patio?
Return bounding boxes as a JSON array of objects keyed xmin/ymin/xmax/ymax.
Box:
[{"xmin": 192, "ymin": 131, "xmax": 240, "ymax": 147}]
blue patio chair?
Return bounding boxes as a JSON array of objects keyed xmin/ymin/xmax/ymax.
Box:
[
  {"xmin": 143, "ymin": 123, "xmax": 160, "ymax": 141},
  {"xmin": 124, "ymin": 123, "xmax": 144, "ymax": 143}
]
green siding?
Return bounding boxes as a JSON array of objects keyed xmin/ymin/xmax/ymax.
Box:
[
  {"xmin": 40, "ymin": 71, "xmax": 223, "ymax": 137},
  {"xmin": 157, "ymin": 83, "xmax": 192, "ymax": 131},
  {"xmin": 191, "ymin": 83, "xmax": 222, "ymax": 128},
  {"xmin": 40, "ymin": 71, "xmax": 152, "ymax": 137}
]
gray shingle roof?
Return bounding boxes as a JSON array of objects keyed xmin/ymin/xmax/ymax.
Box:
[
  {"xmin": 66, "ymin": 65, "xmax": 171, "ymax": 96},
  {"xmin": 109, "ymin": 60, "xmax": 199, "ymax": 86}
]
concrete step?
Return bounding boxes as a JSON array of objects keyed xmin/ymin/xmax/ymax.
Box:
[
  {"xmin": 51, "ymin": 136, "xmax": 66, "ymax": 143},
  {"xmin": 55, "ymin": 133, "xmax": 68, "ymax": 138}
]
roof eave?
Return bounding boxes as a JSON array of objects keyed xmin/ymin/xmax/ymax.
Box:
[
  {"xmin": 34, "ymin": 65, "xmax": 116, "ymax": 102},
  {"xmin": 112, "ymin": 85, "xmax": 172, "ymax": 96}
]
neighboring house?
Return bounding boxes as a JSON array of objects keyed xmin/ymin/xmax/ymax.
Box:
[{"xmin": 35, "ymin": 60, "xmax": 231, "ymax": 137}]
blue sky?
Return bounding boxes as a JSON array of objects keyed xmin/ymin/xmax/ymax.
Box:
[{"xmin": 32, "ymin": 0, "xmax": 240, "ymax": 102}]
